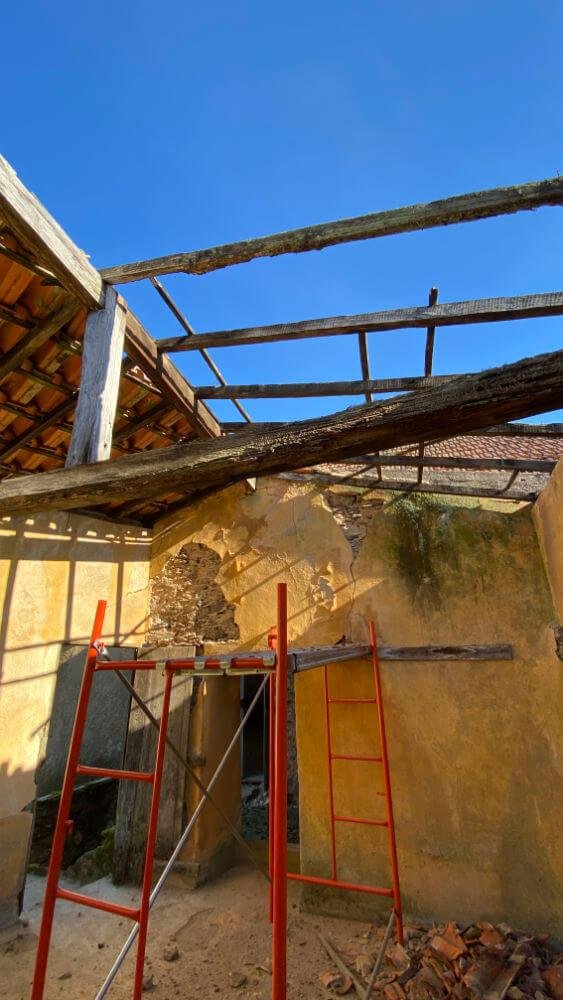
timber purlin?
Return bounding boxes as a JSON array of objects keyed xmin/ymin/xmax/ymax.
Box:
[
  {"xmin": 0, "ymin": 348, "xmax": 560, "ymax": 517},
  {"xmin": 1, "ymin": 155, "xmax": 563, "ymax": 523},
  {"xmin": 160, "ymin": 290, "xmax": 563, "ymax": 352},
  {"xmin": 100, "ymin": 174, "xmax": 563, "ymax": 284}
]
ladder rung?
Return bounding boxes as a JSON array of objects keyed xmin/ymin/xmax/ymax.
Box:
[
  {"xmin": 334, "ymin": 815, "xmax": 388, "ymax": 827},
  {"xmin": 330, "ymin": 753, "xmax": 382, "ymax": 762},
  {"xmin": 328, "ymin": 697, "xmax": 377, "ymax": 704},
  {"xmin": 56, "ymin": 887, "xmax": 140, "ymax": 920},
  {"xmin": 287, "ymin": 872, "xmax": 393, "ymax": 897},
  {"xmin": 75, "ymin": 765, "xmax": 154, "ymax": 783}
]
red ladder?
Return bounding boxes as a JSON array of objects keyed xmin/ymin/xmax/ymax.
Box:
[
  {"xmin": 31, "ymin": 600, "xmax": 174, "ymax": 1000},
  {"xmin": 287, "ymin": 620, "xmax": 403, "ymax": 944}
]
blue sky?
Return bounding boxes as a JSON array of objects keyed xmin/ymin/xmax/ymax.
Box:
[{"xmin": 3, "ymin": 1, "xmax": 562, "ymax": 423}]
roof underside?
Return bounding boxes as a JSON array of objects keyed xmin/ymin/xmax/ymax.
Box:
[{"xmin": 0, "ymin": 161, "xmax": 562, "ymax": 527}]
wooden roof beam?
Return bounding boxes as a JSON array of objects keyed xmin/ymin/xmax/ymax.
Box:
[
  {"xmin": 0, "ymin": 155, "xmax": 104, "ymax": 309},
  {"xmin": 220, "ymin": 419, "xmax": 563, "ymax": 437},
  {"xmin": 0, "ymin": 348, "xmax": 560, "ymax": 517},
  {"xmin": 195, "ymin": 375, "xmax": 455, "ymax": 399},
  {"xmin": 320, "ymin": 455, "xmax": 556, "ymax": 473},
  {"xmin": 159, "ymin": 290, "xmax": 563, "ymax": 352},
  {"xmin": 100, "ymin": 176, "xmax": 563, "ymax": 285},
  {"xmin": 284, "ymin": 471, "xmax": 539, "ymax": 503},
  {"xmin": 123, "ymin": 309, "xmax": 221, "ymax": 439}
]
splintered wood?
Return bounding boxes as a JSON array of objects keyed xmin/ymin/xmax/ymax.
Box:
[{"xmin": 318, "ymin": 920, "xmax": 563, "ymax": 1000}]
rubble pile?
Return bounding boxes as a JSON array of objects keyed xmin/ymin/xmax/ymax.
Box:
[{"xmin": 322, "ymin": 920, "xmax": 563, "ymax": 1000}]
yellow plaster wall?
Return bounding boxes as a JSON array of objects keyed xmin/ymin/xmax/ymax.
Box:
[
  {"xmin": 0, "ymin": 510, "xmax": 151, "ymax": 818},
  {"xmin": 153, "ymin": 477, "xmax": 562, "ymax": 933},
  {"xmin": 533, "ymin": 458, "xmax": 563, "ymax": 620}
]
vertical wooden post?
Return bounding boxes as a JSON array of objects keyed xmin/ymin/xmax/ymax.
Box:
[
  {"xmin": 358, "ymin": 330, "xmax": 382, "ymax": 480},
  {"xmin": 66, "ymin": 287, "xmax": 126, "ymax": 466},
  {"xmin": 417, "ymin": 287, "xmax": 439, "ymax": 483}
]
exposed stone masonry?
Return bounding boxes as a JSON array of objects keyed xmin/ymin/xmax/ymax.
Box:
[{"xmin": 148, "ymin": 541, "xmax": 239, "ymax": 645}]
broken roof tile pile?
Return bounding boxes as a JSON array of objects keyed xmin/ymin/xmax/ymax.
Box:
[{"xmin": 326, "ymin": 919, "xmax": 563, "ymax": 1000}]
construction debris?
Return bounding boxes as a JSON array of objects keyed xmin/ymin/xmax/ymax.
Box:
[{"xmin": 323, "ymin": 920, "xmax": 562, "ymax": 1000}]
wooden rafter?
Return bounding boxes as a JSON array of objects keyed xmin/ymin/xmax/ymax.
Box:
[
  {"xmin": 100, "ymin": 176, "xmax": 563, "ymax": 284},
  {"xmin": 151, "ymin": 277, "xmax": 252, "ymax": 424},
  {"xmin": 0, "ymin": 348, "xmax": 559, "ymax": 517},
  {"xmin": 0, "ymin": 298, "xmax": 79, "ymax": 384},
  {"xmin": 0, "ymin": 155, "xmax": 104, "ymax": 309},
  {"xmin": 158, "ymin": 290, "xmax": 563, "ymax": 352},
  {"xmin": 123, "ymin": 309, "xmax": 221, "ymax": 439}
]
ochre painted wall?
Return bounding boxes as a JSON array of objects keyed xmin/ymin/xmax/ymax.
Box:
[
  {"xmin": 152, "ymin": 476, "xmax": 562, "ymax": 934},
  {"xmin": 533, "ymin": 458, "xmax": 563, "ymax": 621},
  {"xmin": 0, "ymin": 510, "xmax": 150, "ymax": 926}
]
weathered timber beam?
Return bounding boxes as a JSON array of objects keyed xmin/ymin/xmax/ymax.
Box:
[
  {"xmin": 66, "ymin": 288, "xmax": 127, "ymax": 465},
  {"xmin": 292, "ymin": 643, "xmax": 513, "ymax": 670},
  {"xmin": 0, "ymin": 239, "xmax": 59, "ymax": 282},
  {"xmin": 220, "ymin": 419, "xmax": 563, "ymax": 437},
  {"xmin": 100, "ymin": 176, "xmax": 563, "ymax": 284},
  {"xmin": 160, "ymin": 290, "xmax": 563, "ymax": 351},
  {"xmin": 0, "ymin": 155, "xmax": 104, "ymax": 309},
  {"xmin": 281, "ymin": 471, "xmax": 539, "ymax": 503},
  {"xmin": 0, "ymin": 349, "xmax": 560, "ymax": 516},
  {"xmin": 0, "ymin": 395, "xmax": 77, "ymax": 463},
  {"xmin": 195, "ymin": 375, "xmax": 455, "ymax": 399},
  {"xmin": 151, "ymin": 277, "xmax": 252, "ymax": 424},
  {"xmin": 330, "ymin": 455, "xmax": 556, "ymax": 472},
  {"xmin": 0, "ymin": 302, "xmax": 35, "ymax": 329},
  {"xmin": 123, "ymin": 309, "xmax": 221, "ymax": 439},
  {"xmin": 0, "ymin": 297, "xmax": 79, "ymax": 384}
]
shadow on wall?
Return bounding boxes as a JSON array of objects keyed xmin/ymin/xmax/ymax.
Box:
[{"xmin": 0, "ymin": 510, "xmax": 151, "ymax": 926}]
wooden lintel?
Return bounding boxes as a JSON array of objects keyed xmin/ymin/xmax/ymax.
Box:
[
  {"xmin": 0, "ymin": 348, "xmax": 560, "ymax": 516},
  {"xmin": 160, "ymin": 290, "xmax": 563, "ymax": 352},
  {"xmin": 0, "ymin": 155, "xmax": 104, "ymax": 309},
  {"xmin": 100, "ymin": 175, "xmax": 563, "ymax": 284},
  {"xmin": 292, "ymin": 643, "xmax": 513, "ymax": 670}
]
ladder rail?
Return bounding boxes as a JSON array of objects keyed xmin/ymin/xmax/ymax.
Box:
[
  {"xmin": 318, "ymin": 624, "xmax": 403, "ymax": 944},
  {"xmin": 31, "ymin": 599, "xmax": 107, "ymax": 1000},
  {"xmin": 370, "ymin": 620, "xmax": 403, "ymax": 943}
]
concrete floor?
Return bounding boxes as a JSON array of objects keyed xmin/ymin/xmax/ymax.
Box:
[{"xmin": 0, "ymin": 863, "xmax": 382, "ymax": 999}]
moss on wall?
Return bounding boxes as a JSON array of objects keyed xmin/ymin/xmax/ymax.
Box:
[{"xmin": 151, "ymin": 477, "xmax": 563, "ymax": 934}]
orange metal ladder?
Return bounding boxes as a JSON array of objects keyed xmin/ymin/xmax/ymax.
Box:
[
  {"xmin": 31, "ymin": 600, "xmax": 174, "ymax": 1000},
  {"xmin": 287, "ymin": 621, "xmax": 403, "ymax": 943}
]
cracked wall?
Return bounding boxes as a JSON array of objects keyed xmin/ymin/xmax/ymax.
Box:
[{"xmin": 152, "ymin": 476, "xmax": 563, "ymax": 934}]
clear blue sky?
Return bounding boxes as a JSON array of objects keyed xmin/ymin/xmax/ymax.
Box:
[{"xmin": 3, "ymin": 2, "xmax": 562, "ymax": 423}]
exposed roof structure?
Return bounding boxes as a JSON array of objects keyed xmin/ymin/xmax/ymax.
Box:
[{"xmin": 0, "ymin": 154, "xmax": 561, "ymax": 525}]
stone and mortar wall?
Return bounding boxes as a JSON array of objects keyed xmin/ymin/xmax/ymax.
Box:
[
  {"xmin": 151, "ymin": 472, "xmax": 562, "ymax": 934},
  {"xmin": 0, "ymin": 510, "xmax": 150, "ymax": 927}
]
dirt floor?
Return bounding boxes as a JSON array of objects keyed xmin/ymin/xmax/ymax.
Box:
[{"xmin": 0, "ymin": 863, "xmax": 385, "ymax": 999}]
